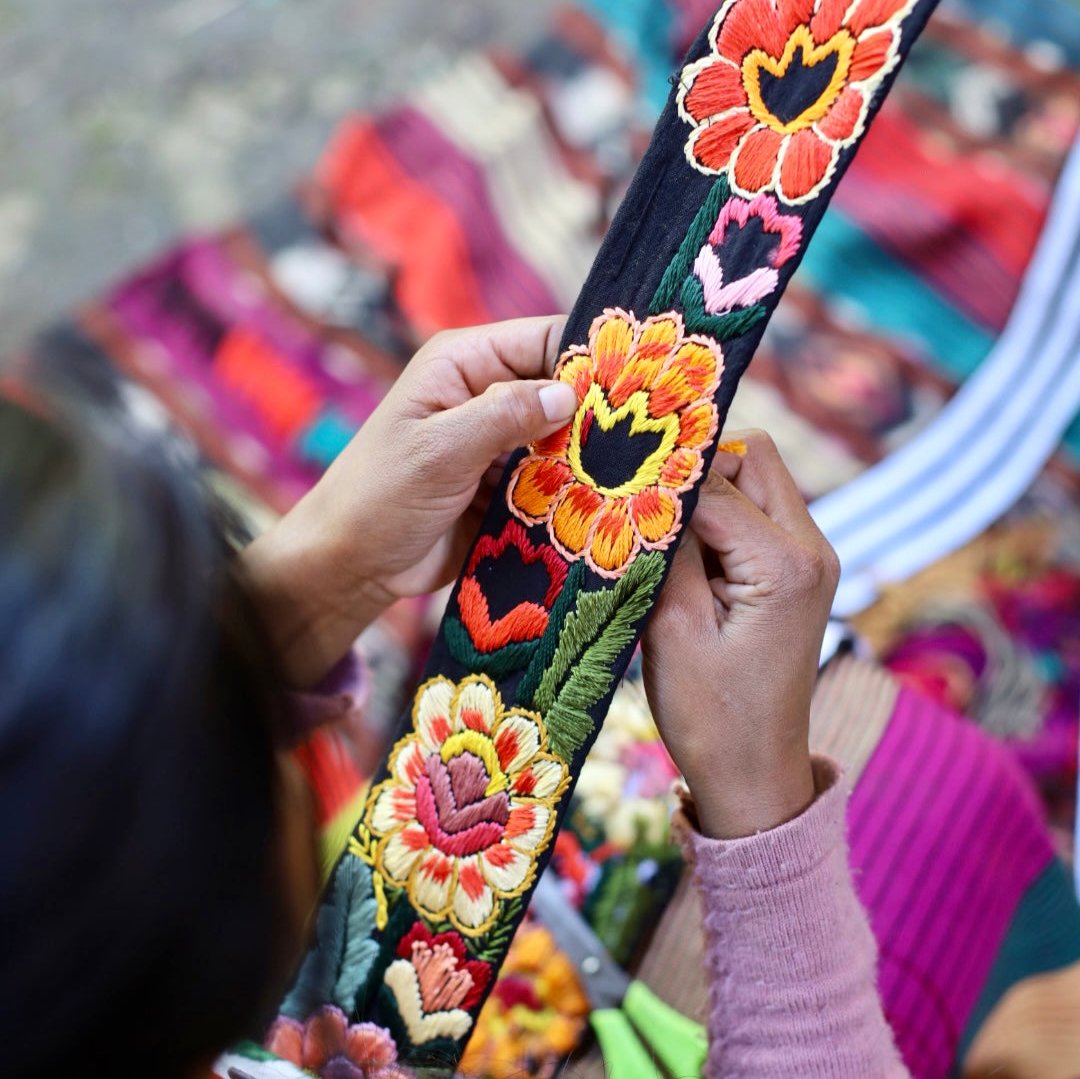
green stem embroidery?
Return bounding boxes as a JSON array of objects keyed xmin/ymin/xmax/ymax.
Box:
[
  {"xmin": 515, "ymin": 559, "xmax": 587, "ymax": 707},
  {"xmin": 527, "ymin": 553, "xmax": 665, "ymax": 761},
  {"xmin": 680, "ymin": 274, "xmax": 767, "ymax": 340},
  {"xmin": 650, "ymin": 176, "xmax": 730, "ymax": 314},
  {"xmin": 280, "ymin": 857, "xmax": 380, "ymax": 1019},
  {"xmin": 475, "ymin": 897, "xmax": 524, "ymax": 965}
]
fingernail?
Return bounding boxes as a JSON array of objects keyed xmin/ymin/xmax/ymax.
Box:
[{"xmin": 539, "ymin": 382, "xmax": 578, "ymax": 423}]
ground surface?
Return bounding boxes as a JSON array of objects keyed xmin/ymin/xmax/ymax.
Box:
[{"xmin": 0, "ymin": 0, "xmax": 557, "ymax": 353}]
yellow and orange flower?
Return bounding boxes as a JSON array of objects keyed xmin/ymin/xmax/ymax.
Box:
[
  {"xmin": 366, "ymin": 676, "xmax": 570, "ymax": 936},
  {"xmin": 677, "ymin": 0, "xmax": 917, "ymax": 203},
  {"xmin": 507, "ymin": 308, "xmax": 722, "ymax": 578},
  {"xmin": 459, "ymin": 924, "xmax": 590, "ymax": 1078}
]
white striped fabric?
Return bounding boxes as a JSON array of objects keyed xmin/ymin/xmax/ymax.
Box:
[{"xmin": 809, "ymin": 135, "xmax": 1080, "ymax": 618}]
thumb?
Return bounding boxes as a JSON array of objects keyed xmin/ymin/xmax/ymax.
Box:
[{"xmin": 431, "ymin": 378, "xmax": 578, "ymax": 466}]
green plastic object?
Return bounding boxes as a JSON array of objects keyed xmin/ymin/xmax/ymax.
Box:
[
  {"xmin": 590, "ymin": 1007, "xmax": 661, "ymax": 1078},
  {"xmin": 624, "ymin": 979, "xmax": 709, "ymax": 1078}
]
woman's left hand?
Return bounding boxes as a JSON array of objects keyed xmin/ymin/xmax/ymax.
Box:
[{"xmin": 243, "ymin": 315, "xmax": 576, "ymax": 686}]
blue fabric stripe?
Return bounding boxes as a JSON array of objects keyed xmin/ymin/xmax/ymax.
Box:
[
  {"xmin": 956, "ymin": 858, "xmax": 1080, "ymax": 1068},
  {"xmin": 580, "ymin": 0, "xmax": 675, "ymax": 115},
  {"xmin": 800, "ymin": 211, "xmax": 995, "ymax": 381}
]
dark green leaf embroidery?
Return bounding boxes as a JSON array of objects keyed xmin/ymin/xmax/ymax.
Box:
[
  {"xmin": 280, "ymin": 857, "xmax": 379, "ymax": 1019},
  {"xmin": 444, "ymin": 617, "xmax": 539, "ymax": 679}
]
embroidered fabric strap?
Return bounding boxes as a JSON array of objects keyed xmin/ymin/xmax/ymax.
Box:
[{"xmin": 275, "ymin": 0, "xmax": 941, "ymax": 1066}]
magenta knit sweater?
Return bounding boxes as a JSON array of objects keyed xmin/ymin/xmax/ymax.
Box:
[{"xmin": 679, "ymin": 756, "xmax": 908, "ymax": 1077}]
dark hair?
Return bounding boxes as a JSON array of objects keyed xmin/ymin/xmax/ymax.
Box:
[{"xmin": 0, "ymin": 390, "xmax": 294, "ymax": 1078}]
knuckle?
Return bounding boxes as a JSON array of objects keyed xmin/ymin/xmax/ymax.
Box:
[
  {"xmin": 820, "ymin": 540, "xmax": 841, "ymax": 587},
  {"xmin": 776, "ymin": 545, "xmax": 829, "ymax": 595},
  {"xmin": 488, "ymin": 382, "xmax": 536, "ymax": 439},
  {"xmin": 744, "ymin": 428, "xmax": 779, "ymax": 459}
]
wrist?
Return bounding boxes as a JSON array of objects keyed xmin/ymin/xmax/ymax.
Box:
[
  {"xmin": 240, "ymin": 520, "xmax": 390, "ymax": 688},
  {"xmin": 688, "ymin": 750, "xmax": 816, "ymax": 840}
]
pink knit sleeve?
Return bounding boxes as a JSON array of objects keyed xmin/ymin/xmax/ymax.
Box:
[{"xmin": 676, "ymin": 756, "xmax": 908, "ymax": 1079}]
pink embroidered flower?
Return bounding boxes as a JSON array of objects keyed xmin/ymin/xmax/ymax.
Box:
[
  {"xmin": 367, "ymin": 675, "xmax": 570, "ymax": 935},
  {"xmin": 677, "ymin": 0, "xmax": 918, "ymax": 203},
  {"xmin": 384, "ymin": 922, "xmax": 492, "ymax": 1044},
  {"xmin": 266, "ymin": 1006, "xmax": 397, "ymax": 1079},
  {"xmin": 691, "ymin": 193, "xmax": 802, "ymax": 314}
]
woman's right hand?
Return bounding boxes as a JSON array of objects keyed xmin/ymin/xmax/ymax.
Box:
[{"xmin": 641, "ymin": 430, "xmax": 840, "ymax": 839}]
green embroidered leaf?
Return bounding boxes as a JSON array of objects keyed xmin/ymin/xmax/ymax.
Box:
[
  {"xmin": 281, "ymin": 857, "xmax": 379, "ymax": 1019},
  {"xmin": 443, "ymin": 617, "xmax": 539, "ymax": 679},
  {"xmin": 650, "ymin": 176, "xmax": 730, "ymax": 314},
  {"xmin": 334, "ymin": 861, "xmax": 381, "ymax": 1009},
  {"xmin": 515, "ymin": 559, "xmax": 586, "ymax": 707},
  {"xmin": 530, "ymin": 553, "xmax": 665, "ymax": 760}
]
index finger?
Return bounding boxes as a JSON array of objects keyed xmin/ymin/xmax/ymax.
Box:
[
  {"xmin": 418, "ymin": 315, "xmax": 568, "ymax": 397},
  {"xmin": 716, "ymin": 428, "xmax": 823, "ymax": 547}
]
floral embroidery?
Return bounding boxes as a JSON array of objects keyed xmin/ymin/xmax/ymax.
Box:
[
  {"xmin": 366, "ymin": 675, "xmax": 570, "ymax": 936},
  {"xmin": 384, "ymin": 922, "xmax": 492, "ymax": 1044},
  {"xmin": 690, "ymin": 192, "xmax": 802, "ymax": 314},
  {"xmin": 507, "ymin": 309, "xmax": 723, "ymax": 578},
  {"xmin": 267, "ymin": 1006, "xmax": 399, "ymax": 1079},
  {"xmin": 445, "ymin": 522, "xmax": 569, "ymax": 678},
  {"xmin": 677, "ymin": 0, "xmax": 917, "ymax": 202},
  {"xmin": 459, "ymin": 924, "xmax": 590, "ymax": 1077}
]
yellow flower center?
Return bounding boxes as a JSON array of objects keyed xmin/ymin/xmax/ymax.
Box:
[
  {"xmin": 743, "ymin": 25, "xmax": 855, "ymax": 136},
  {"xmin": 567, "ymin": 384, "xmax": 680, "ymax": 499},
  {"xmin": 440, "ymin": 729, "xmax": 508, "ymax": 796}
]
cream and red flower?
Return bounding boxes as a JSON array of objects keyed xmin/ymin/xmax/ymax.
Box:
[
  {"xmin": 384, "ymin": 922, "xmax": 492, "ymax": 1044},
  {"xmin": 507, "ymin": 308, "xmax": 722, "ymax": 579},
  {"xmin": 677, "ymin": 0, "xmax": 918, "ymax": 203},
  {"xmin": 457, "ymin": 521, "xmax": 568, "ymax": 654},
  {"xmin": 367, "ymin": 675, "xmax": 569, "ymax": 935},
  {"xmin": 691, "ymin": 192, "xmax": 802, "ymax": 314},
  {"xmin": 266, "ymin": 1006, "xmax": 399, "ymax": 1079}
]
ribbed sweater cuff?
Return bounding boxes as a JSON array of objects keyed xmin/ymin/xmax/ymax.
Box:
[{"xmin": 675, "ymin": 755, "xmax": 908, "ymax": 1079}]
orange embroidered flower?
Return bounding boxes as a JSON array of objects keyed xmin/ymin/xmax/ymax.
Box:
[
  {"xmin": 677, "ymin": 0, "xmax": 917, "ymax": 203},
  {"xmin": 366, "ymin": 676, "xmax": 570, "ymax": 936},
  {"xmin": 507, "ymin": 309, "xmax": 722, "ymax": 579}
]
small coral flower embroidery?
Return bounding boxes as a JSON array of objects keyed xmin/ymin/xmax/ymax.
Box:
[
  {"xmin": 691, "ymin": 192, "xmax": 803, "ymax": 314},
  {"xmin": 507, "ymin": 309, "xmax": 722, "ymax": 578},
  {"xmin": 678, "ymin": 0, "xmax": 917, "ymax": 202},
  {"xmin": 368, "ymin": 675, "xmax": 569, "ymax": 935},
  {"xmin": 266, "ymin": 1006, "xmax": 399, "ymax": 1079},
  {"xmin": 458, "ymin": 521, "xmax": 568, "ymax": 653},
  {"xmin": 384, "ymin": 922, "xmax": 492, "ymax": 1044}
]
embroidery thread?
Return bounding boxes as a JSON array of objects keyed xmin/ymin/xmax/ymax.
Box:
[
  {"xmin": 266, "ymin": 1006, "xmax": 400, "ymax": 1079},
  {"xmin": 521, "ymin": 552, "xmax": 667, "ymax": 760},
  {"xmin": 280, "ymin": 857, "xmax": 380, "ymax": 1021}
]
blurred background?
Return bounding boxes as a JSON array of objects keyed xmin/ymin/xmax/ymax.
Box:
[{"xmin": 0, "ymin": 0, "xmax": 556, "ymax": 353}]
